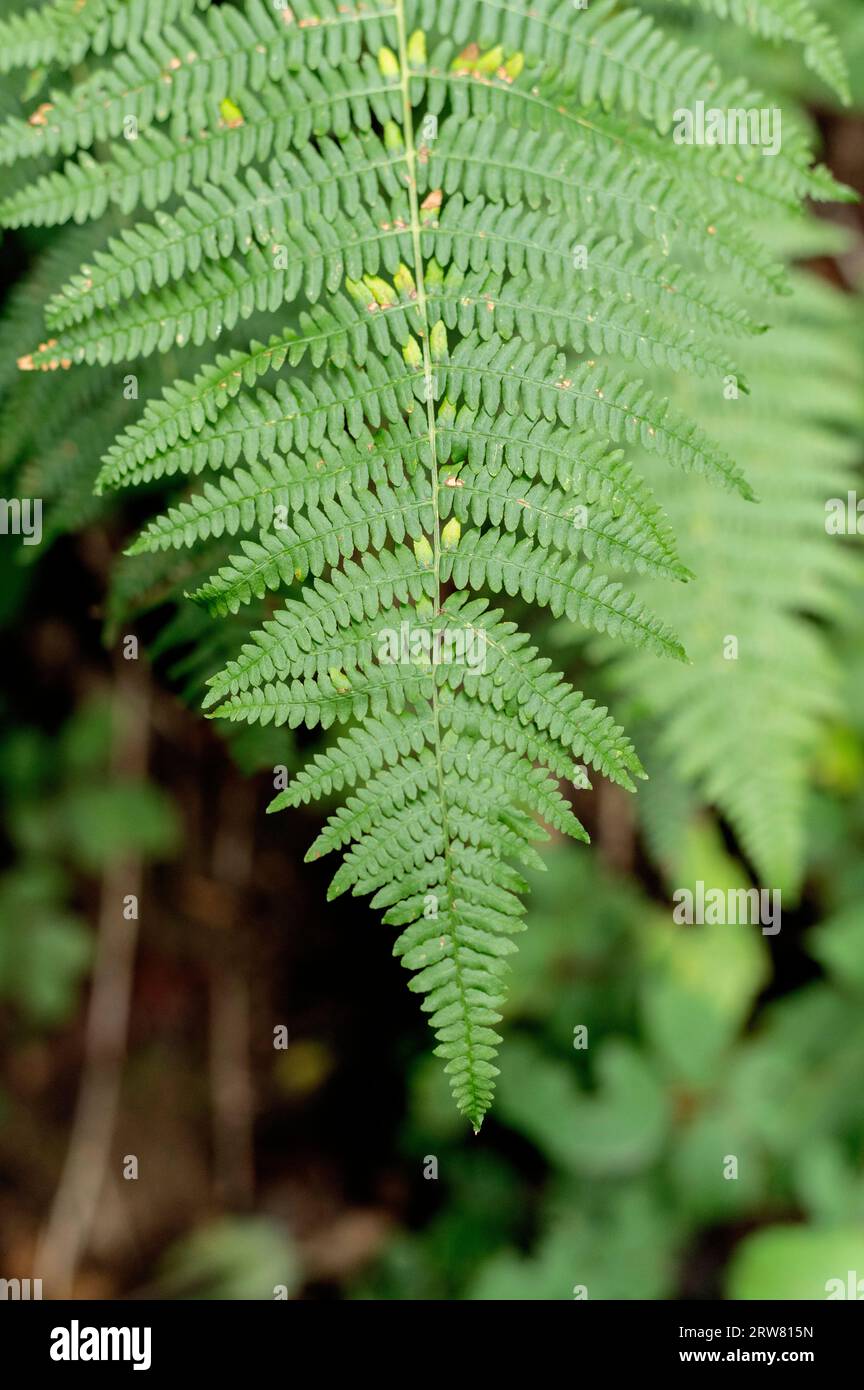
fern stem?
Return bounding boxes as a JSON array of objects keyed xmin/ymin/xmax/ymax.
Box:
[
  {"xmin": 393, "ymin": 7, "xmax": 438, "ymax": 584},
  {"xmin": 394, "ymin": 3, "xmax": 484, "ymax": 1130}
]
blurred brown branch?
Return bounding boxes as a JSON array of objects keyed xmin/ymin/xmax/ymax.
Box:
[{"xmin": 34, "ymin": 657, "xmax": 151, "ymax": 1298}]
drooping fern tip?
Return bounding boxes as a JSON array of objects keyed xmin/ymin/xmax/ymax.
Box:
[{"xmin": 1, "ymin": 0, "xmax": 851, "ymax": 1129}]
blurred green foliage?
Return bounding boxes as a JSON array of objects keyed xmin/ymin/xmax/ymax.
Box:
[
  {"xmin": 155, "ymin": 1218, "xmax": 300, "ymax": 1300},
  {"xmin": 0, "ymin": 699, "xmax": 180, "ymax": 1025},
  {"xmin": 355, "ymin": 778, "xmax": 864, "ymax": 1299}
]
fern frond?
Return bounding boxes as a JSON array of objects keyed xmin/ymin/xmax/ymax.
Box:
[
  {"xmin": 673, "ymin": 0, "xmax": 851, "ymax": 103},
  {"xmin": 0, "ymin": 0, "xmax": 211, "ymax": 74},
  {"xmin": 2, "ymin": 0, "xmax": 846, "ymax": 1125},
  {"xmin": 0, "ymin": 2, "xmax": 399, "ymax": 163},
  {"xmin": 606, "ymin": 262, "xmax": 864, "ymax": 898}
]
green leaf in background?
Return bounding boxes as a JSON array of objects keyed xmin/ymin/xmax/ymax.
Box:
[
  {"xmin": 470, "ymin": 1186, "xmax": 678, "ymax": 1301},
  {"xmin": 61, "ymin": 782, "xmax": 180, "ymax": 871},
  {"xmin": 156, "ymin": 1218, "xmax": 300, "ymax": 1300},
  {"xmin": 506, "ymin": 848, "xmax": 639, "ymax": 1032},
  {"xmin": 728, "ymin": 1225, "xmax": 864, "ymax": 1300},
  {"xmin": 0, "ymin": 865, "xmax": 91, "ymax": 1024},
  {"xmin": 729, "ymin": 987, "xmax": 864, "ymax": 1154},
  {"xmin": 808, "ymin": 907, "xmax": 864, "ymax": 992},
  {"xmin": 496, "ymin": 1037, "xmax": 669, "ymax": 1176},
  {"xmin": 3, "ymin": 700, "xmax": 182, "ymax": 873},
  {"xmin": 671, "ymin": 1108, "xmax": 770, "ymax": 1223},
  {"xmin": 639, "ymin": 821, "xmax": 769, "ymax": 1087},
  {"xmin": 794, "ymin": 1140, "xmax": 864, "ymax": 1226},
  {"xmin": 57, "ymin": 700, "xmax": 114, "ymax": 779},
  {"xmin": 0, "ymin": 726, "xmax": 52, "ymax": 798}
]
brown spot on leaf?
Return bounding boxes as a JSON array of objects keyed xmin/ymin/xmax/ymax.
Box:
[{"xmin": 28, "ymin": 103, "xmax": 54, "ymax": 126}]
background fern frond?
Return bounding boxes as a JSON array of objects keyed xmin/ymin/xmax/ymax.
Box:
[{"xmin": 672, "ymin": 0, "xmax": 851, "ymax": 102}]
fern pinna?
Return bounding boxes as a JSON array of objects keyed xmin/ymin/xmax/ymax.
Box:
[{"xmin": 1, "ymin": 0, "xmax": 849, "ymax": 1128}]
